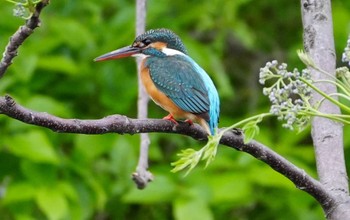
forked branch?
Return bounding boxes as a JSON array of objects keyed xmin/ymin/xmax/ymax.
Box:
[{"xmin": 0, "ymin": 94, "xmax": 337, "ymax": 212}]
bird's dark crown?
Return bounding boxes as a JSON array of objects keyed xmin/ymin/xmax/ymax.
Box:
[{"xmin": 133, "ymin": 28, "xmax": 188, "ymax": 55}]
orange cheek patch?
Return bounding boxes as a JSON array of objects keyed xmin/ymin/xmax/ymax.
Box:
[{"xmin": 150, "ymin": 42, "xmax": 167, "ymax": 50}]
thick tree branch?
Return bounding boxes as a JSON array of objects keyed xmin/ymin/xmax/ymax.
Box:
[
  {"xmin": 301, "ymin": 0, "xmax": 350, "ymax": 218},
  {"xmin": 0, "ymin": 94, "xmax": 338, "ymax": 211},
  {"xmin": 0, "ymin": 0, "xmax": 50, "ymax": 78}
]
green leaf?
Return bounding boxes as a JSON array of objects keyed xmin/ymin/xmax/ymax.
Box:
[
  {"xmin": 171, "ymin": 133, "xmax": 223, "ymax": 175},
  {"xmin": 123, "ymin": 175, "xmax": 176, "ymax": 203},
  {"xmin": 174, "ymin": 198, "xmax": 213, "ymax": 220},
  {"xmin": 209, "ymin": 55, "xmax": 234, "ymax": 98},
  {"xmin": 35, "ymin": 187, "xmax": 69, "ymax": 220},
  {"xmin": 242, "ymin": 115, "xmax": 263, "ymax": 143},
  {"xmin": 12, "ymin": 214, "xmax": 37, "ymax": 220},
  {"xmin": 50, "ymin": 18, "xmax": 94, "ymax": 49},
  {"xmin": 206, "ymin": 173, "xmax": 252, "ymax": 204},
  {"xmin": 201, "ymin": 134, "xmax": 220, "ymax": 167},
  {"xmin": 297, "ymin": 49, "xmax": 315, "ymax": 67},
  {"xmin": 20, "ymin": 160, "xmax": 57, "ymax": 186},
  {"xmin": 6, "ymin": 131, "xmax": 59, "ymax": 164},
  {"xmin": 68, "ymin": 161, "xmax": 107, "ymax": 210},
  {"xmin": 12, "ymin": 53, "xmax": 38, "ymax": 82},
  {"xmin": 242, "ymin": 123, "xmax": 259, "ymax": 144},
  {"xmin": 2, "ymin": 182, "xmax": 36, "ymax": 204},
  {"xmin": 25, "ymin": 95, "xmax": 72, "ymax": 117},
  {"xmin": 171, "ymin": 148, "xmax": 201, "ymax": 175},
  {"xmin": 58, "ymin": 181, "xmax": 79, "ymax": 202},
  {"xmin": 36, "ymin": 55, "xmax": 78, "ymax": 75},
  {"xmin": 248, "ymin": 166, "xmax": 294, "ymax": 188},
  {"xmin": 74, "ymin": 135, "xmax": 114, "ymax": 161},
  {"xmin": 109, "ymin": 137, "xmax": 138, "ymax": 192}
]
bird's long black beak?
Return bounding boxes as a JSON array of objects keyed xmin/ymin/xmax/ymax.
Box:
[{"xmin": 94, "ymin": 46, "xmax": 141, "ymax": 62}]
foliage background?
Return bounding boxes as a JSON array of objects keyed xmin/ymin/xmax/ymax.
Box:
[{"xmin": 0, "ymin": 0, "xmax": 349, "ymax": 219}]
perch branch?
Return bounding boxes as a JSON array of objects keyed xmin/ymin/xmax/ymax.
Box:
[
  {"xmin": 0, "ymin": 0, "xmax": 50, "ymax": 78},
  {"xmin": 0, "ymin": 94, "xmax": 338, "ymax": 211}
]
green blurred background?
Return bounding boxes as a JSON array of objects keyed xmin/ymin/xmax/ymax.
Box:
[{"xmin": 0, "ymin": 0, "xmax": 350, "ymax": 219}]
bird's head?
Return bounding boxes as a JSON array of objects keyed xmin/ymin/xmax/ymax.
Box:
[{"xmin": 94, "ymin": 28, "xmax": 188, "ymax": 62}]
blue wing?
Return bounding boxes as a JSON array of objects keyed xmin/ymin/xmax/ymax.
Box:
[{"xmin": 146, "ymin": 55, "xmax": 210, "ymax": 119}]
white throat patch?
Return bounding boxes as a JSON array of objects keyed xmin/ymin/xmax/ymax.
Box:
[
  {"xmin": 132, "ymin": 53, "xmax": 150, "ymax": 59},
  {"xmin": 161, "ymin": 48, "xmax": 186, "ymax": 56}
]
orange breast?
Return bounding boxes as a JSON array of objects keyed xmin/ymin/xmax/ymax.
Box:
[{"xmin": 140, "ymin": 63, "xmax": 186, "ymax": 117}]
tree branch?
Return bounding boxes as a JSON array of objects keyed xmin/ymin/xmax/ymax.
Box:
[
  {"xmin": 132, "ymin": 0, "xmax": 152, "ymax": 189},
  {"xmin": 0, "ymin": 94, "xmax": 338, "ymax": 212},
  {"xmin": 0, "ymin": 0, "xmax": 50, "ymax": 78},
  {"xmin": 300, "ymin": 0, "xmax": 350, "ymax": 218}
]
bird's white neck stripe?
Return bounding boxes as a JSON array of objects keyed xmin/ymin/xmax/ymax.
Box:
[
  {"xmin": 161, "ymin": 48, "xmax": 186, "ymax": 56},
  {"xmin": 131, "ymin": 48, "xmax": 185, "ymax": 59}
]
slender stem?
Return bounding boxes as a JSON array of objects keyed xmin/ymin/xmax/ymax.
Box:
[
  {"xmin": 221, "ymin": 112, "xmax": 273, "ymax": 134},
  {"xmin": 314, "ymin": 79, "xmax": 350, "ymax": 97},
  {"xmin": 340, "ymin": 75, "xmax": 350, "ymax": 90},
  {"xmin": 311, "ymin": 65, "xmax": 350, "ymax": 97},
  {"xmin": 311, "ymin": 64, "xmax": 338, "ymax": 80},
  {"xmin": 325, "ymin": 93, "xmax": 350, "ymax": 102},
  {"xmin": 5, "ymin": 0, "xmax": 20, "ymax": 4},
  {"xmin": 300, "ymin": 77, "xmax": 350, "ymax": 113},
  {"xmin": 311, "ymin": 113, "xmax": 350, "ymax": 125}
]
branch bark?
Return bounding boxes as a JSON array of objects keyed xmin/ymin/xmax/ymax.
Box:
[
  {"xmin": 300, "ymin": 0, "xmax": 350, "ymax": 219},
  {"xmin": 0, "ymin": 0, "xmax": 49, "ymax": 78},
  {"xmin": 132, "ymin": 0, "xmax": 153, "ymax": 189},
  {"xmin": 0, "ymin": 94, "xmax": 339, "ymax": 212}
]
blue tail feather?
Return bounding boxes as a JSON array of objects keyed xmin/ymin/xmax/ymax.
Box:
[{"xmin": 184, "ymin": 55, "xmax": 220, "ymax": 135}]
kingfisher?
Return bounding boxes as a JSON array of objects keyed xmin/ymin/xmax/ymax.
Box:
[{"xmin": 94, "ymin": 28, "xmax": 220, "ymax": 135}]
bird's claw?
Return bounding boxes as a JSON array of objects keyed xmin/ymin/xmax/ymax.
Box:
[
  {"xmin": 184, "ymin": 119, "xmax": 193, "ymax": 126},
  {"xmin": 163, "ymin": 114, "xmax": 178, "ymax": 124}
]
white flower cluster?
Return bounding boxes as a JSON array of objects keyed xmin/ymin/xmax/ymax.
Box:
[
  {"xmin": 342, "ymin": 36, "xmax": 350, "ymax": 66},
  {"xmin": 259, "ymin": 60, "xmax": 312, "ymax": 130},
  {"xmin": 13, "ymin": 3, "xmax": 26, "ymax": 17}
]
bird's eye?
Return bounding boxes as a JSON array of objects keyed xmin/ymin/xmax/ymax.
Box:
[
  {"xmin": 133, "ymin": 39, "xmax": 152, "ymax": 48},
  {"xmin": 142, "ymin": 39, "xmax": 152, "ymax": 46}
]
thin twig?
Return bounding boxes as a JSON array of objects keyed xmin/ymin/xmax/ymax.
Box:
[
  {"xmin": 132, "ymin": 0, "xmax": 152, "ymax": 189},
  {"xmin": 0, "ymin": 0, "xmax": 50, "ymax": 78}
]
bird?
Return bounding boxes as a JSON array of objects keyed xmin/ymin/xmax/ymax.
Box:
[{"xmin": 94, "ymin": 28, "xmax": 220, "ymax": 135}]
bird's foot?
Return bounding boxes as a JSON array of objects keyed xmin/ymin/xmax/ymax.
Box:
[
  {"xmin": 184, "ymin": 119, "xmax": 193, "ymax": 126},
  {"xmin": 163, "ymin": 114, "xmax": 178, "ymax": 124}
]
